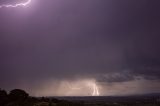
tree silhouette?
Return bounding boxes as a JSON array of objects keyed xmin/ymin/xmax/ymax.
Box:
[
  {"xmin": 9, "ymin": 89, "xmax": 29, "ymax": 101},
  {"xmin": 0, "ymin": 88, "xmax": 8, "ymax": 106}
]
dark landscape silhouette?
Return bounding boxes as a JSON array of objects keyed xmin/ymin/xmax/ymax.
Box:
[{"xmin": 0, "ymin": 88, "xmax": 160, "ymax": 106}]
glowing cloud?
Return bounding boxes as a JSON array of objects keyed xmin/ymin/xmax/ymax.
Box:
[
  {"xmin": 0, "ymin": 0, "xmax": 31, "ymax": 8},
  {"xmin": 66, "ymin": 80, "xmax": 100, "ymax": 96}
]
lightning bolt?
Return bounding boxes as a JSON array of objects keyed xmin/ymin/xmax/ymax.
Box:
[
  {"xmin": 67, "ymin": 81, "xmax": 100, "ymax": 96},
  {"xmin": 0, "ymin": 0, "xmax": 31, "ymax": 8},
  {"xmin": 92, "ymin": 83, "xmax": 100, "ymax": 96}
]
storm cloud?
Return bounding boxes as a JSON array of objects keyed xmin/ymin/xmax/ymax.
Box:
[{"xmin": 0, "ymin": 0, "xmax": 160, "ymax": 96}]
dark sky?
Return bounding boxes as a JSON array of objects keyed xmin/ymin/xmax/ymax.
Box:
[{"xmin": 0, "ymin": 0, "xmax": 160, "ymax": 96}]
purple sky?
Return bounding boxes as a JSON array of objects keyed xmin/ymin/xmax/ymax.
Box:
[{"xmin": 0, "ymin": 0, "xmax": 160, "ymax": 96}]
